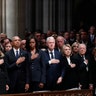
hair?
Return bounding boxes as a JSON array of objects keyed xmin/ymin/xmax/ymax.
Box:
[
  {"xmin": 26, "ymin": 35, "xmax": 38, "ymax": 51},
  {"xmin": 72, "ymin": 42, "xmax": 79, "ymax": 49},
  {"xmin": 62, "ymin": 44, "xmax": 72, "ymax": 56},
  {"xmin": 46, "ymin": 36, "xmax": 55, "ymax": 43}
]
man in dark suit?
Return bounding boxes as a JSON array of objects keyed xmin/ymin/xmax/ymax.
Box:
[
  {"xmin": 56, "ymin": 36, "xmax": 65, "ymax": 52},
  {"xmin": 44, "ymin": 36, "xmax": 65, "ymax": 91},
  {"xmin": 73, "ymin": 43, "xmax": 93, "ymax": 89},
  {"xmin": 4, "ymin": 36, "xmax": 29, "ymax": 93}
]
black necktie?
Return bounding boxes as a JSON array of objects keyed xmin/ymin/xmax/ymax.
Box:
[
  {"xmin": 50, "ymin": 51, "xmax": 54, "ymax": 59},
  {"xmin": 16, "ymin": 51, "xmax": 19, "ymax": 59}
]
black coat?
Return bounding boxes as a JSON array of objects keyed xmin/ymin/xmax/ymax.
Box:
[
  {"xmin": 62, "ymin": 55, "xmax": 79, "ymax": 89},
  {"xmin": 43, "ymin": 49, "xmax": 65, "ymax": 90},
  {"xmin": 4, "ymin": 49, "xmax": 29, "ymax": 93},
  {"xmin": 28, "ymin": 49, "xmax": 46, "ymax": 91},
  {"xmin": 0, "ymin": 59, "xmax": 9, "ymax": 94},
  {"xmin": 73, "ymin": 53, "xmax": 92, "ymax": 89},
  {"xmin": 28, "ymin": 50, "xmax": 46, "ymax": 83}
]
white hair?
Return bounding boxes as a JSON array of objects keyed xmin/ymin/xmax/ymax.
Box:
[{"xmin": 46, "ymin": 36, "xmax": 55, "ymax": 42}]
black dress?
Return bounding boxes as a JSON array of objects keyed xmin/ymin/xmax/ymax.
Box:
[{"xmin": 0, "ymin": 57, "xmax": 9, "ymax": 94}]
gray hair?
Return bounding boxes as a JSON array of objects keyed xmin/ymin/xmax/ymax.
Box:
[{"xmin": 46, "ymin": 36, "xmax": 55, "ymax": 42}]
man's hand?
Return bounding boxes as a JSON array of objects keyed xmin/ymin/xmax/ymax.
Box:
[
  {"xmin": 70, "ymin": 63, "xmax": 76, "ymax": 68},
  {"xmin": 25, "ymin": 84, "xmax": 29, "ymax": 92},
  {"xmin": 39, "ymin": 83, "xmax": 44, "ymax": 88},
  {"xmin": 16, "ymin": 57, "xmax": 25, "ymax": 65},
  {"xmin": 0, "ymin": 59, "xmax": 4, "ymax": 65},
  {"xmin": 6, "ymin": 85, "xmax": 9, "ymax": 91},
  {"xmin": 50, "ymin": 59, "xmax": 60, "ymax": 64},
  {"xmin": 84, "ymin": 59, "xmax": 88, "ymax": 65},
  {"xmin": 57, "ymin": 77, "xmax": 63, "ymax": 84}
]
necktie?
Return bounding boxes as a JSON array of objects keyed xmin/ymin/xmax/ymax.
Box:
[
  {"xmin": 91, "ymin": 35, "xmax": 94, "ymax": 42},
  {"xmin": 50, "ymin": 51, "xmax": 54, "ymax": 59},
  {"xmin": 16, "ymin": 51, "xmax": 19, "ymax": 59}
]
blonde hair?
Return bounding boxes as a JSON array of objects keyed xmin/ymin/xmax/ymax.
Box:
[
  {"xmin": 72, "ymin": 42, "xmax": 79, "ymax": 49},
  {"xmin": 62, "ymin": 44, "xmax": 72, "ymax": 56}
]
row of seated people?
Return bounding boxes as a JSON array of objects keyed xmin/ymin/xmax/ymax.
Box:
[{"xmin": 0, "ymin": 34, "xmax": 96, "ymax": 96}]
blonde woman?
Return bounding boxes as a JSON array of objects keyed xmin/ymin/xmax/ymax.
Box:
[
  {"xmin": 72, "ymin": 42, "xmax": 79, "ymax": 55},
  {"xmin": 61, "ymin": 44, "xmax": 79, "ymax": 90}
]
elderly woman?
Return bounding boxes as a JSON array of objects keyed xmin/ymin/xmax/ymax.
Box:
[
  {"xmin": 72, "ymin": 42, "xmax": 79, "ymax": 55},
  {"xmin": 61, "ymin": 44, "xmax": 79, "ymax": 90}
]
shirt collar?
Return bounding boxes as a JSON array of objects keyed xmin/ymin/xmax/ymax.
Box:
[
  {"xmin": 13, "ymin": 48, "xmax": 20, "ymax": 52},
  {"xmin": 48, "ymin": 49, "xmax": 54, "ymax": 53}
]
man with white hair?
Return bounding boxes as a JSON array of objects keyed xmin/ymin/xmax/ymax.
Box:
[
  {"xmin": 73, "ymin": 43, "xmax": 93, "ymax": 90},
  {"xmin": 43, "ymin": 36, "xmax": 65, "ymax": 91}
]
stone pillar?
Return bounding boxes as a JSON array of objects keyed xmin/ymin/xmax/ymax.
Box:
[
  {"xmin": 48, "ymin": 0, "xmax": 52, "ymax": 30},
  {"xmin": 2, "ymin": 0, "xmax": 6, "ymax": 33},
  {"xmin": 52, "ymin": 0, "xmax": 56, "ymax": 31},
  {"xmin": 18, "ymin": 0, "xmax": 26, "ymax": 39},
  {"xmin": 35, "ymin": 0, "xmax": 43, "ymax": 32},
  {"xmin": 67, "ymin": 0, "xmax": 72, "ymax": 31},
  {"xmin": 43, "ymin": 0, "xmax": 56, "ymax": 33},
  {"xmin": 25, "ymin": 0, "xmax": 36, "ymax": 32},
  {"xmin": 6, "ymin": 0, "xmax": 18, "ymax": 39},
  {"xmin": 58, "ymin": 0, "xmax": 66, "ymax": 32},
  {"xmin": 43, "ymin": 0, "xmax": 48, "ymax": 33}
]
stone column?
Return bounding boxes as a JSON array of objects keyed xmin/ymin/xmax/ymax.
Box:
[
  {"xmin": 43, "ymin": 0, "xmax": 56, "ymax": 33},
  {"xmin": 35, "ymin": 0, "xmax": 43, "ymax": 32},
  {"xmin": 48, "ymin": 0, "xmax": 52, "ymax": 30},
  {"xmin": 18, "ymin": 0, "xmax": 26, "ymax": 39},
  {"xmin": 25, "ymin": 0, "xmax": 36, "ymax": 32},
  {"xmin": 58, "ymin": 0, "xmax": 66, "ymax": 32},
  {"xmin": 43, "ymin": 0, "xmax": 48, "ymax": 33},
  {"xmin": 52, "ymin": 0, "xmax": 56, "ymax": 31},
  {"xmin": 2, "ymin": 0, "xmax": 6, "ymax": 33},
  {"xmin": 6, "ymin": 0, "xmax": 18, "ymax": 39},
  {"xmin": 67, "ymin": 0, "xmax": 72, "ymax": 31}
]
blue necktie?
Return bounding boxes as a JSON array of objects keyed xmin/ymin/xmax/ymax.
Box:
[
  {"xmin": 50, "ymin": 51, "xmax": 54, "ymax": 59},
  {"xmin": 16, "ymin": 51, "xmax": 19, "ymax": 59}
]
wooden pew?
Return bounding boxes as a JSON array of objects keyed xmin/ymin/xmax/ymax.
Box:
[{"xmin": 0, "ymin": 89, "xmax": 93, "ymax": 96}]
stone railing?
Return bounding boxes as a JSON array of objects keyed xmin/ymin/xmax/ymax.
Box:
[{"xmin": 1, "ymin": 89, "xmax": 93, "ymax": 96}]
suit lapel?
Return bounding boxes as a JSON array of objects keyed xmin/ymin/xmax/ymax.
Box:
[
  {"xmin": 46, "ymin": 50, "xmax": 50, "ymax": 60},
  {"xmin": 11, "ymin": 49, "xmax": 16, "ymax": 58}
]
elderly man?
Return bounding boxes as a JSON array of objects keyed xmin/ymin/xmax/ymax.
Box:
[
  {"xmin": 43, "ymin": 36, "xmax": 65, "ymax": 91},
  {"xmin": 73, "ymin": 43, "xmax": 93, "ymax": 89},
  {"xmin": 56, "ymin": 36, "xmax": 65, "ymax": 52}
]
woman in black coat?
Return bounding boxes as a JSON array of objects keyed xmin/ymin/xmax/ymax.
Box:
[
  {"xmin": 26, "ymin": 36, "xmax": 46, "ymax": 92},
  {"xmin": 0, "ymin": 50, "xmax": 9, "ymax": 94},
  {"xmin": 61, "ymin": 44, "xmax": 79, "ymax": 90}
]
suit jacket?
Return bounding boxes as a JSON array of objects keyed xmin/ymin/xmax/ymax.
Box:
[
  {"xmin": 73, "ymin": 53, "xmax": 92, "ymax": 89},
  {"xmin": 62, "ymin": 55, "xmax": 79, "ymax": 89},
  {"xmin": 28, "ymin": 49, "xmax": 46, "ymax": 84},
  {"xmin": 43, "ymin": 49, "xmax": 65, "ymax": 86},
  {"xmin": 4, "ymin": 48, "xmax": 29, "ymax": 92}
]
